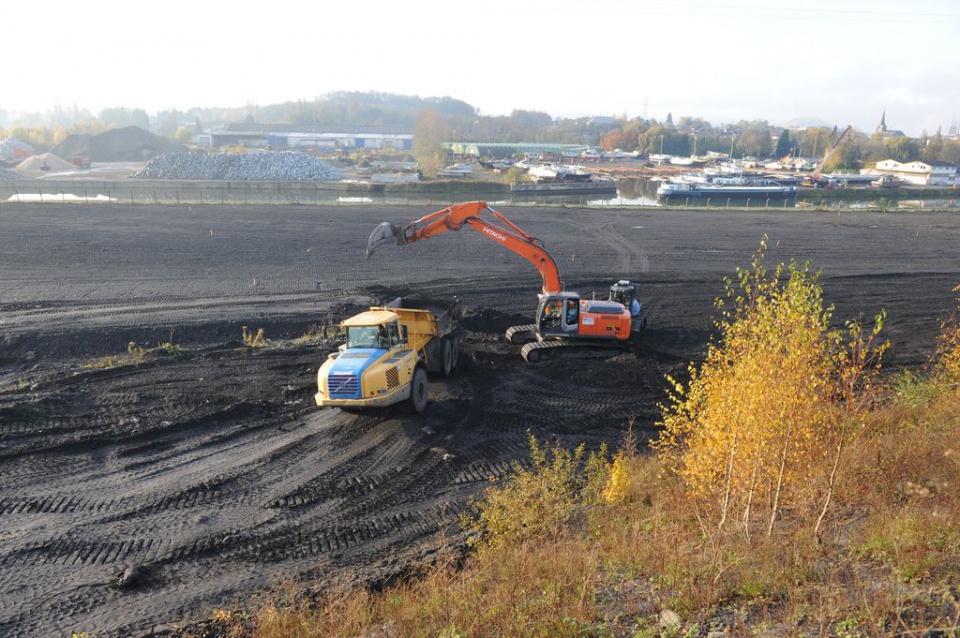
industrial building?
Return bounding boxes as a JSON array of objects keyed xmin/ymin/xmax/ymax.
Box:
[
  {"xmin": 206, "ymin": 123, "xmax": 413, "ymax": 151},
  {"xmin": 443, "ymin": 142, "xmax": 598, "ymax": 160}
]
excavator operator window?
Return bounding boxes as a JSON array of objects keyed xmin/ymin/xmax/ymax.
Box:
[
  {"xmin": 565, "ymin": 300, "xmax": 579, "ymax": 325},
  {"xmin": 542, "ymin": 299, "xmax": 562, "ymax": 329}
]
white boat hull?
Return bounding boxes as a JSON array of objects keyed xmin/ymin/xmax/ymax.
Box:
[{"xmin": 657, "ymin": 176, "xmax": 798, "ymax": 199}]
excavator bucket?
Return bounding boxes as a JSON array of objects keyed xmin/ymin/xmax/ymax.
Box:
[{"xmin": 366, "ymin": 222, "xmax": 403, "ymax": 260}]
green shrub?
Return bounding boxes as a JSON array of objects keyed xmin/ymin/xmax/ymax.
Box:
[{"xmin": 464, "ymin": 433, "xmax": 608, "ymax": 549}]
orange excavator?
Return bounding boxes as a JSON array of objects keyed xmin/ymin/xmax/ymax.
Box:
[{"xmin": 366, "ymin": 201, "xmax": 644, "ymax": 362}]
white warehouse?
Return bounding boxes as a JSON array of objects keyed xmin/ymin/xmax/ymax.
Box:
[{"xmin": 873, "ymin": 159, "xmax": 958, "ymax": 186}]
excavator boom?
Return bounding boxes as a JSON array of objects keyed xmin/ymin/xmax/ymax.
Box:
[{"xmin": 367, "ymin": 201, "xmax": 564, "ymax": 295}]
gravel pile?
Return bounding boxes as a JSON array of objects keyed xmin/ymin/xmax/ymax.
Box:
[
  {"xmin": 0, "ymin": 135, "xmax": 34, "ymax": 160},
  {"xmin": 131, "ymin": 152, "xmax": 342, "ymax": 181},
  {"xmin": 0, "ymin": 166, "xmax": 23, "ymax": 180}
]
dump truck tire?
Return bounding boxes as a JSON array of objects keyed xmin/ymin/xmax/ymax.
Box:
[
  {"xmin": 440, "ymin": 338, "xmax": 454, "ymax": 377},
  {"xmin": 408, "ymin": 367, "xmax": 429, "ymax": 413}
]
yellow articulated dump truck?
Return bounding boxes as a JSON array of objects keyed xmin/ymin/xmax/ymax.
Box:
[{"xmin": 315, "ymin": 297, "xmax": 462, "ymax": 413}]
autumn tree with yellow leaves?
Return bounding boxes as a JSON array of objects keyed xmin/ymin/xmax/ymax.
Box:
[{"xmin": 655, "ymin": 237, "xmax": 887, "ymax": 540}]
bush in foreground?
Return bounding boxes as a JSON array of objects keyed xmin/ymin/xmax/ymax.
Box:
[{"xmin": 654, "ymin": 236, "xmax": 888, "ymax": 543}]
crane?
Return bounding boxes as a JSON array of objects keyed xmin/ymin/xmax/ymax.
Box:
[
  {"xmin": 366, "ymin": 201, "xmax": 644, "ymax": 362},
  {"xmin": 804, "ymin": 125, "xmax": 853, "ymax": 187}
]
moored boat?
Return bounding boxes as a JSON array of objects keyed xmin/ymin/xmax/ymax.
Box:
[
  {"xmin": 559, "ymin": 164, "xmax": 593, "ymax": 181},
  {"xmin": 657, "ymin": 174, "xmax": 798, "ymax": 200},
  {"xmin": 437, "ymin": 163, "xmax": 473, "ymax": 178},
  {"xmin": 527, "ymin": 164, "xmax": 595, "ymax": 182}
]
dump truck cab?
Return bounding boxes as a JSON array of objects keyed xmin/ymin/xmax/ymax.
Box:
[
  {"xmin": 316, "ymin": 298, "xmax": 461, "ymax": 413},
  {"xmin": 344, "ymin": 311, "xmax": 404, "ymax": 350}
]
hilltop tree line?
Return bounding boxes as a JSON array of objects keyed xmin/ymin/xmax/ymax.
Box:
[{"xmin": 3, "ymin": 92, "xmax": 959, "ymax": 168}]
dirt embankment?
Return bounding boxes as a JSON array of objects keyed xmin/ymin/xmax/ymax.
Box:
[{"xmin": 0, "ymin": 204, "xmax": 958, "ymax": 636}]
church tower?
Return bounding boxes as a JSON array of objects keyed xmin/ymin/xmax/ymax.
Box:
[{"xmin": 877, "ymin": 111, "xmax": 888, "ymax": 134}]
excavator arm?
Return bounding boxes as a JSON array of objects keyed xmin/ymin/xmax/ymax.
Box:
[{"xmin": 367, "ymin": 201, "xmax": 564, "ymax": 295}]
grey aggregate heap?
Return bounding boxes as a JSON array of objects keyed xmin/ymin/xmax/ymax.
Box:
[
  {"xmin": 0, "ymin": 166, "xmax": 23, "ymax": 180},
  {"xmin": 0, "ymin": 136, "xmax": 34, "ymax": 161},
  {"xmin": 131, "ymin": 151, "xmax": 343, "ymax": 181}
]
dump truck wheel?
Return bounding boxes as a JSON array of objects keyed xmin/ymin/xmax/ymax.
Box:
[
  {"xmin": 440, "ymin": 338, "xmax": 454, "ymax": 377},
  {"xmin": 408, "ymin": 367, "xmax": 429, "ymax": 413}
]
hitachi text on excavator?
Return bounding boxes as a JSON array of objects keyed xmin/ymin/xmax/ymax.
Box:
[{"xmin": 366, "ymin": 201, "xmax": 645, "ymax": 362}]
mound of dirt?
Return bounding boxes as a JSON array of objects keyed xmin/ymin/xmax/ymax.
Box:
[
  {"xmin": 50, "ymin": 126, "xmax": 186, "ymax": 162},
  {"xmin": 15, "ymin": 152, "xmax": 75, "ymax": 172}
]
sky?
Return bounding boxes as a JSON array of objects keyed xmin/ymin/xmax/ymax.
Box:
[{"xmin": 4, "ymin": 0, "xmax": 959, "ymax": 137}]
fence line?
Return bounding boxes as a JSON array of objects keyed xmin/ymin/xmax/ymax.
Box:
[{"xmin": 1, "ymin": 180, "xmax": 957, "ymax": 210}]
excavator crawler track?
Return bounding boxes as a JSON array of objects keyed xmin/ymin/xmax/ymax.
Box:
[
  {"xmin": 505, "ymin": 324, "xmax": 538, "ymax": 345},
  {"xmin": 520, "ymin": 338, "xmax": 627, "ymax": 363}
]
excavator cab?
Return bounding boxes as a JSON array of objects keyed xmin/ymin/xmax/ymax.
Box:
[{"xmin": 537, "ymin": 293, "xmax": 582, "ymax": 337}]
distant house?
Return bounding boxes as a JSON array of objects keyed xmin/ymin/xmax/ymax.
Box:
[{"xmin": 873, "ymin": 159, "xmax": 957, "ymax": 185}]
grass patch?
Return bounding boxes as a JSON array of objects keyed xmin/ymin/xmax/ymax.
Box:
[
  {"xmin": 241, "ymin": 326, "xmax": 269, "ymax": 348},
  {"xmin": 202, "ymin": 405, "xmax": 960, "ymax": 638},
  {"xmin": 82, "ymin": 341, "xmax": 182, "ymax": 370},
  {"xmin": 292, "ymin": 324, "xmax": 345, "ymax": 344}
]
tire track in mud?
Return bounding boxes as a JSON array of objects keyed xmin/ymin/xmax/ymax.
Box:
[
  {"xmin": 0, "ymin": 351, "xmax": 496, "ymax": 637},
  {"xmin": 559, "ymin": 216, "xmax": 649, "ymax": 274},
  {"xmin": 95, "ymin": 413, "xmax": 458, "ymax": 572}
]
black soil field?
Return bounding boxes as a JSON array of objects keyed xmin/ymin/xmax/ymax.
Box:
[{"xmin": 1, "ymin": 203, "xmax": 958, "ymax": 637}]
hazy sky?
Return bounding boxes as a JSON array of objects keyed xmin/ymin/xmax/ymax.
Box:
[{"xmin": 5, "ymin": 0, "xmax": 959, "ymax": 136}]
